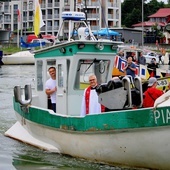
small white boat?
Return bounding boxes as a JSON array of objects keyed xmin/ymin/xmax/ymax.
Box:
[{"xmin": 2, "ymin": 50, "xmax": 34, "ymax": 65}]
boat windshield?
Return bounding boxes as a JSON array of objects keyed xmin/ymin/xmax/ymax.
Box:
[{"xmin": 75, "ymin": 59, "xmax": 110, "ymax": 90}]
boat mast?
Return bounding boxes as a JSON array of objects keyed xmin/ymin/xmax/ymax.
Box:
[
  {"xmin": 142, "ymin": 0, "xmax": 144, "ymax": 48},
  {"xmin": 83, "ymin": 0, "xmax": 87, "ymax": 23}
]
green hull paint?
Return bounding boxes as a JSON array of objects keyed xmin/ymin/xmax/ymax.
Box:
[{"xmin": 14, "ymin": 99, "xmax": 170, "ymax": 132}]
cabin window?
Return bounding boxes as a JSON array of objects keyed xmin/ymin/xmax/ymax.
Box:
[
  {"xmin": 37, "ymin": 60, "xmax": 43, "ymax": 91},
  {"xmin": 46, "ymin": 59, "xmax": 56, "ymax": 80},
  {"xmin": 46, "ymin": 59, "xmax": 56, "ymax": 85},
  {"xmin": 47, "ymin": 59, "xmax": 56, "ymax": 74},
  {"xmin": 75, "ymin": 59, "xmax": 110, "ymax": 90},
  {"xmin": 47, "ymin": 59, "xmax": 56, "ymax": 68},
  {"xmin": 58, "ymin": 64, "xmax": 64, "ymax": 87}
]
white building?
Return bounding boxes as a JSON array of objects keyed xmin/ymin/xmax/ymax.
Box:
[{"xmin": 0, "ymin": 0, "xmax": 121, "ymax": 38}]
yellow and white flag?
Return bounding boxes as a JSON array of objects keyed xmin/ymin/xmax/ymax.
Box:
[{"xmin": 34, "ymin": 0, "xmax": 45, "ymax": 37}]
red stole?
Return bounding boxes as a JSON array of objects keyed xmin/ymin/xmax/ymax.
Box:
[{"xmin": 85, "ymin": 86, "xmax": 105, "ymax": 114}]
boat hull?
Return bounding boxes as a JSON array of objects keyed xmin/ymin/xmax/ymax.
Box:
[{"xmin": 5, "ymin": 108, "xmax": 170, "ymax": 170}]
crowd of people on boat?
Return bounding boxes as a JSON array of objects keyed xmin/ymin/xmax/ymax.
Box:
[
  {"xmin": 79, "ymin": 74, "xmax": 169, "ymax": 116},
  {"xmin": 45, "ymin": 65, "xmax": 169, "ymax": 115},
  {"xmin": 118, "ymin": 50, "xmax": 167, "ymax": 80},
  {"xmin": 118, "ymin": 47, "xmax": 168, "ymax": 75}
]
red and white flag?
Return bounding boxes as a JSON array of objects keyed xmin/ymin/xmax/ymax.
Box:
[
  {"xmin": 17, "ymin": 9, "xmax": 20, "ymax": 22},
  {"xmin": 114, "ymin": 55, "xmax": 119, "ymax": 68}
]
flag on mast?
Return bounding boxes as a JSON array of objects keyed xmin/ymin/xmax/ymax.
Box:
[
  {"xmin": 34, "ymin": 0, "xmax": 45, "ymax": 37},
  {"xmin": 17, "ymin": 9, "xmax": 20, "ymax": 22},
  {"xmin": 17, "ymin": 8, "xmax": 21, "ymax": 48}
]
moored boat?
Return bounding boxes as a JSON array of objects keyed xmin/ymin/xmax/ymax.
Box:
[
  {"xmin": 5, "ymin": 11, "xmax": 170, "ymax": 170},
  {"xmin": 2, "ymin": 50, "xmax": 34, "ymax": 65}
]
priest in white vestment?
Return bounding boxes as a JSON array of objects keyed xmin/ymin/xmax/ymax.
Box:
[{"xmin": 80, "ymin": 74, "xmax": 104, "ymax": 117}]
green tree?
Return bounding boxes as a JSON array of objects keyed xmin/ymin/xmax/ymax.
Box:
[
  {"xmin": 122, "ymin": 0, "xmax": 147, "ymax": 27},
  {"xmin": 122, "ymin": 0, "xmax": 165, "ymax": 28},
  {"xmin": 145, "ymin": 0, "xmax": 164, "ymax": 17},
  {"xmin": 151, "ymin": 23, "xmax": 164, "ymax": 38},
  {"xmin": 123, "ymin": 8, "xmax": 141, "ymax": 28}
]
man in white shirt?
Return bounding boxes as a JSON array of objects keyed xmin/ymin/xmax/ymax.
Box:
[
  {"xmin": 80, "ymin": 74, "xmax": 105, "ymax": 116},
  {"xmin": 45, "ymin": 67, "xmax": 57, "ymax": 112}
]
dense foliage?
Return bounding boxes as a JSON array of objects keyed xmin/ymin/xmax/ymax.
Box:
[{"xmin": 121, "ymin": 0, "xmax": 170, "ymax": 28}]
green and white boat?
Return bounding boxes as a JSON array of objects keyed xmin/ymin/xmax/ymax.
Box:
[{"xmin": 5, "ymin": 12, "xmax": 170, "ymax": 170}]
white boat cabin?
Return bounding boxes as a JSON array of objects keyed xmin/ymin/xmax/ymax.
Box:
[
  {"xmin": 17, "ymin": 12, "xmax": 142, "ymax": 116},
  {"xmin": 33, "ymin": 48, "xmax": 115, "ymax": 116},
  {"xmin": 32, "ymin": 50, "xmax": 143, "ymax": 116}
]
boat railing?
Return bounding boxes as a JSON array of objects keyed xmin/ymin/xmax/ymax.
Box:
[
  {"xmin": 134, "ymin": 76, "xmax": 143, "ymax": 107},
  {"xmin": 122, "ymin": 76, "xmax": 132, "ymax": 108},
  {"xmin": 14, "ymin": 84, "xmax": 32, "ymax": 107},
  {"xmin": 122, "ymin": 76, "xmax": 143, "ymax": 109}
]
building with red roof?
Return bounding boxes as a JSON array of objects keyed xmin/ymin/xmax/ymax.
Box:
[
  {"xmin": 148, "ymin": 8, "xmax": 170, "ymax": 19},
  {"xmin": 132, "ymin": 8, "xmax": 170, "ymax": 44},
  {"xmin": 132, "ymin": 8, "xmax": 170, "ymax": 29}
]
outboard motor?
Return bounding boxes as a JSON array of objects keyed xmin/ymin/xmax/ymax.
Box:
[
  {"xmin": 98, "ymin": 76, "xmax": 143, "ymax": 111},
  {"xmin": 96, "ymin": 78, "xmax": 122, "ymax": 94},
  {"xmin": 97, "ymin": 78, "xmax": 127, "ymax": 111}
]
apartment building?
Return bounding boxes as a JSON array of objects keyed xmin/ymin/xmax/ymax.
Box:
[{"xmin": 0, "ymin": 0, "xmax": 121, "ymax": 38}]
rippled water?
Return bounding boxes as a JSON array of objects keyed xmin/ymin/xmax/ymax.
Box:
[{"xmin": 0, "ymin": 65, "xmax": 157, "ymax": 170}]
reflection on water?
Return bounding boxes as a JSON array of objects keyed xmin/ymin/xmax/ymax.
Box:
[
  {"xmin": 0, "ymin": 65, "xmax": 146, "ymax": 170},
  {"xmin": 12, "ymin": 149, "xmax": 125, "ymax": 170}
]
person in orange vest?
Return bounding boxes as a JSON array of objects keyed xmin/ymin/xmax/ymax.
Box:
[{"xmin": 80, "ymin": 74, "xmax": 105, "ymax": 116}]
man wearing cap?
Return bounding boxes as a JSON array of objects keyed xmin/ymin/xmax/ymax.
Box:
[{"xmin": 143, "ymin": 77, "xmax": 164, "ymax": 108}]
